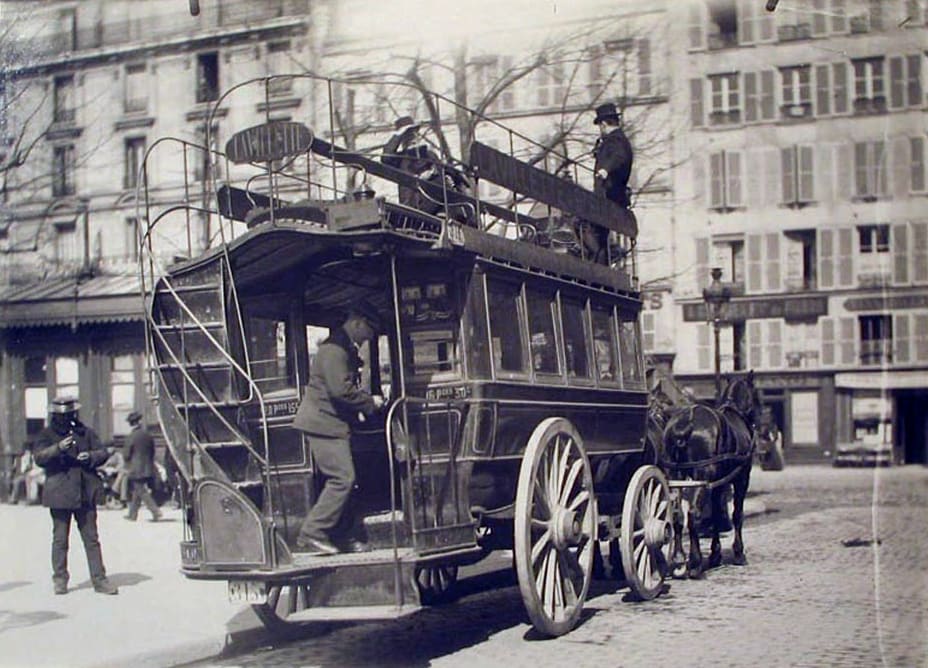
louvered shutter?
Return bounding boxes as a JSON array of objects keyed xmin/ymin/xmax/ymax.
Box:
[
  {"xmin": 727, "ymin": 151, "xmax": 743, "ymax": 206},
  {"xmin": 891, "ymin": 136, "xmax": 910, "ymax": 198},
  {"xmin": 766, "ymin": 320, "xmax": 783, "ymax": 368},
  {"xmin": 695, "ymin": 237, "xmax": 710, "ymax": 296},
  {"xmin": 894, "ymin": 313, "xmax": 911, "ymax": 364},
  {"xmin": 913, "ymin": 222, "xmax": 928, "ymax": 283},
  {"xmin": 837, "ymin": 227, "xmax": 854, "ymax": 287},
  {"xmin": 747, "ymin": 148, "xmax": 764, "ymax": 205},
  {"xmin": 744, "ymin": 72, "xmax": 758, "ymax": 122},
  {"xmin": 710, "ymin": 153, "xmax": 724, "ymax": 208},
  {"xmin": 798, "ymin": 145, "xmax": 815, "ymax": 201},
  {"xmin": 914, "ymin": 314, "xmax": 928, "ymax": 361},
  {"xmin": 697, "ymin": 323, "xmax": 711, "ymax": 370},
  {"xmin": 893, "ymin": 223, "xmax": 909, "ymax": 284},
  {"xmin": 747, "ymin": 233, "xmax": 763, "ymax": 293},
  {"xmin": 821, "ymin": 317, "xmax": 836, "ymax": 365},
  {"xmin": 815, "ymin": 63, "xmax": 830, "ymax": 114},
  {"xmin": 833, "ymin": 62, "xmax": 848, "ymax": 114},
  {"xmin": 781, "ymin": 146, "xmax": 796, "ymax": 204},
  {"xmin": 889, "ymin": 56, "xmax": 905, "ymax": 109},
  {"xmin": 766, "ymin": 233, "xmax": 781, "ymax": 291},
  {"xmin": 839, "ymin": 317, "xmax": 856, "ymax": 365},
  {"xmin": 835, "ymin": 143, "xmax": 852, "ymax": 198},
  {"xmin": 819, "ymin": 228, "xmax": 835, "ymax": 289},
  {"xmin": 690, "ymin": 79, "xmax": 705, "ymax": 127},
  {"xmin": 748, "ymin": 321, "xmax": 763, "ymax": 368}
]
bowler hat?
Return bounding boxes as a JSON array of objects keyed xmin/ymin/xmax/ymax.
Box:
[
  {"xmin": 348, "ymin": 300, "xmax": 382, "ymax": 331},
  {"xmin": 49, "ymin": 395, "xmax": 81, "ymax": 414},
  {"xmin": 393, "ymin": 116, "xmax": 421, "ymax": 137},
  {"xmin": 127, "ymin": 411, "xmax": 143, "ymax": 424},
  {"xmin": 593, "ymin": 102, "xmax": 621, "ymax": 125}
]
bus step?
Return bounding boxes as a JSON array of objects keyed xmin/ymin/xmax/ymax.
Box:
[{"xmin": 283, "ymin": 604, "xmax": 422, "ymax": 623}]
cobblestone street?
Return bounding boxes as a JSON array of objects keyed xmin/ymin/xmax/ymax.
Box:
[{"xmin": 185, "ymin": 466, "xmax": 928, "ymax": 668}]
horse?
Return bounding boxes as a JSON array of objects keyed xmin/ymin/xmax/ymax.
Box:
[{"xmin": 659, "ymin": 372, "xmax": 759, "ymax": 578}]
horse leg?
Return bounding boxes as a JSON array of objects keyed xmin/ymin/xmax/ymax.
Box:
[
  {"xmin": 731, "ymin": 468, "xmax": 751, "ymax": 566},
  {"xmin": 671, "ymin": 493, "xmax": 689, "ymax": 579},
  {"xmin": 708, "ymin": 486, "xmax": 724, "ymax": 569},
  {"xmin": 686, "ymin": 489, "xmax": 704, "ymax": 578}
]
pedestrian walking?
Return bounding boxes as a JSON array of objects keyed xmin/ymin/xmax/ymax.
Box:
[
  {"xmin": 124, "ymin": 411, "xmax": 162, "ymax": 522},
  {"xmin": 11, "ymin": 441, "xmax": 45, "ymax": 504},
  {"xmin": 292, "ymin": 302, "xmax": 385, "ymax": 555},
  {"xmin": 33, "ymin": 396, "xmax": 118, "ymax": 595}
]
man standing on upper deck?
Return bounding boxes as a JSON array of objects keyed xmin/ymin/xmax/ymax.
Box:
[
  {"xmin": 592, "ymin": 102, "xmax": 634, "ymax": 208},
  {"xmin": 292, "ymin": 302, "xmax": 385, "ymax": 555}
]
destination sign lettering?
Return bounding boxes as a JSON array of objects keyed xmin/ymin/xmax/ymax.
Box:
[
  {"xmin": 682, "ymin": 295, "xmax": 828, "ymax": 323},
  {"xmin": 225, "ymin": 121, "xmax": 313, "ymax": 164},
  {"xmin": 469, "ymin": 141, "xmax": 637, "ymax": 237}
]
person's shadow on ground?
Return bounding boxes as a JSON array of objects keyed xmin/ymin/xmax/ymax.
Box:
[{"xmin": 72, "ymin": 572, "xmax": 152, "ymax": 591}]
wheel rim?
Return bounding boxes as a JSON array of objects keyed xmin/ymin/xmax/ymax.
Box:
[
  {"xmin": 515, "ymin": 418, "xmax": 597, "ymax": 637},
  {"xmin": 415, "ymin": 565, "xmax": 458, "ymax": 605},
  {"xmin": 620, "ymin": 465, "xmax": 673, "ymax": 600},
  {"xmin": 253, "ymin": 583, "xmax": 311, "ymax": 631}
]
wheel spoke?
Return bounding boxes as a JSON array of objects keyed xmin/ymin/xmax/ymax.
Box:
[
  {"xmin": 557, "ymin": 550, "xmax": 579, "ymax": 607},
  {"xmin": 533, "ymin": 478, "xmax": 552, "ymax": 519},
  {"xmin": 531, "ymin": 529, "xmax": 552, "ymax": 567},
  {"xmin": 559, "ymin": 458, "xmax": 584, "ymax": 507},
  {"xmin": 656, "ymin": 498, "xmax": 669, "ymax": 520},
  {"xmin": 566, "ymin": 488, "xmax": 590, "ymax": 513},
  {"xmin": 556, "ymin": 437, "xmax": 572, "ymax": 501}
]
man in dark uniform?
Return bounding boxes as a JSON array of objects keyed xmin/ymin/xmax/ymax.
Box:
[
  {"xmin": 124, "ymin": 411, "xmax": 162, "ymax": 522},
  {"xmin": 34, "ymin": 396, "xmax": 118, "ymax": 595},
  {"xmin": 583, "ymin": 102, "xmax": 634, "ymax": 263},
  {"xmin": 292, "ymin": 302, "xmax": 385, "ymax": 555}
]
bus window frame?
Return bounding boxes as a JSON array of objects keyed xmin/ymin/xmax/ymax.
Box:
[
  {"xmin": 559, "ymin": 292, "xmax": 596, "ymax": 387},
  {"xmin": 590, "ymin": 301, "xmax": 621, "ymax": 388},
  {"xmin": 617, "ymin": 308, "xmax": 645, "ymax": 391},
  {"xmin": 525, "ymin": 284, "xmax": 565, "ymax": 384},
  {"xmin": 486, "ymin": 275, "xmax": 530, "ymax": 381}
]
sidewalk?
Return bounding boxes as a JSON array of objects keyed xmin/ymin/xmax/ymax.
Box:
[{"xmin": 0, "ymin": 504, "xmax": 263, "ymax": 668}]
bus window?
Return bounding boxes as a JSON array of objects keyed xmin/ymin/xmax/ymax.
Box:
[
  {"xmin": 526, "ymin": 288, "xmax": 560, "ymax": 376},
  {"xmin": 248, "ymin": 315, "xmax": 295, "ymax": 395},
  {"xmin": 399, "ymin": 279, "xmax": 461, "ymax": 382},
  {"xmin": 463, "ymin": 273, "xmax": 491, "ymax": 379},
  {"xmin": 487, "ymin": 279, "xmax": 527, "ymax": 376},
  {"xmin": 591, "ymin": 306, "xmax": 618, "ymax": 385},
  {"xmin": 561, "ymin": 297, "xmax": 592, "ymax": 380},
  {"xmin": 618, "ymin": 317, "xmax": 644, "ymax": 389}
]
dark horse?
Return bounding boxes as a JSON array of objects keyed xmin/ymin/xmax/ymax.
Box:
[{"xmin": 660, "ymin": 372, "xmax": 759, "ymax": 578}]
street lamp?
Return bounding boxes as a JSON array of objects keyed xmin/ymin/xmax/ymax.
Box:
[{"xmin": 703, "ymin": 267, "xmax": 732, "ymax": 398}]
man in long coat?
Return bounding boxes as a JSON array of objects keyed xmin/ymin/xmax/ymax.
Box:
[
  {"xmin": 34, "ymin": 396, "xmax": 118, "ymax": 595},
  {"xmin": 292, "ymin": 302, "xmax": 385, "ymax": 555},
  {"xmin": 124, "ymin": 411, "xmax": 162, "ymax": 522}
]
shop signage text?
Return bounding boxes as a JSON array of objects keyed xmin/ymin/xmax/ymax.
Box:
[{"xmin": 683, "ymin": 295, "xmax": 828, "ymax": 323}]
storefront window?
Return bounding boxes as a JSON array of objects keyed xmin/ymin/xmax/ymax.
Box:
[
  {"xmin": 24, "ymin": 357, "xmax": 48, "ymax": 438},
  {"xmin": 111, "ymin": 355, "xmax": 135, "ymax": 436},
  {"xmin": 54, "ymin": 357, "xmax": 79, "ymax": 399}
]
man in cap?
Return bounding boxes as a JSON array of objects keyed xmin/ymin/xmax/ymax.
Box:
[
  {"xmin": 33, "ymin": 396, "xmax": 118, "ymax": 595},
  {"xmin": 292, "ymin": 302, "xmax": 386, "ymax": 555},
  {"xmin": 124, "ymin": 411, "xmax": 162, "ymax": 522}
]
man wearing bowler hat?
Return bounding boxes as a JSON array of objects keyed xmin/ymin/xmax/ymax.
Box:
[
  {"xmin": 34, "ymin": 396, "xmax": 118, "ymax": 595},
  {"xmin": 382, "ymin": 116, "xmax": 438, "ymax": 208},
  {"xmin": 292, "ymin": 301, "xmax": 386, "ymax": 555},
  {"xmin": 124, "ymin": 410, "xmax": 162, "ymax": 522}
]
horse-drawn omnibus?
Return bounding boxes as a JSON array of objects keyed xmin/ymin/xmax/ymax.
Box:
[{"xmin": 138, "ymin": 74, "xmax": 677, "ymax": 637}]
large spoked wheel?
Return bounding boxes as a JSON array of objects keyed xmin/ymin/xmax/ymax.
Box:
[
  {"xmin": 252, "ymin": 583, "xmax": 312, "ymax": 633},
  {"xmin": 515, "ymin": 417, "xmax": 597, "ymax": 637},
  {"xmin": 620, "ymin": 465, "xmax": 674, "ymax": 601},
  {"xmin": 415, "ymin": 565, "xmax": 459, "ymax": 605}
]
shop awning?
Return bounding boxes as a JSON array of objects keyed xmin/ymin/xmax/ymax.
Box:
[
  {"xmin": 0, "ymin": 273, "xmax": 144, "ymax": 328},
  {"xmin": 835, "ymin": 370, "xmax": 927, "ymax": 390}
]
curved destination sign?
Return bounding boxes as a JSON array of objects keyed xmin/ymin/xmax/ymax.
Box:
[{"xmin": 225, "ymin": 121, "xmax": 313, "ymax": 164}]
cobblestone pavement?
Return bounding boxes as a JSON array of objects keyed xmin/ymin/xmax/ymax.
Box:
[{"xmin": 186, "ymin": 466, "xmax": 928, "ymax": 668}]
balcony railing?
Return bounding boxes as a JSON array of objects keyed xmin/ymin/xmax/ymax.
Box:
[
  {"xmin": 778, "ymin": 23, "xmax": 812, "ymax": 41},
  {"xmin": 709, "ymin": 109, "xmax": 741, "ymax": 126},
  {"xmin": 780, "ymin": 102, "xmax": 812, "ymax": 120},
  {"xmin": 859, "ymin": 340, "xmax": 892, "ymax": 366},
  {"xmin": 853, "ymin": 96, "xmax": 887, "ymax": 114}
]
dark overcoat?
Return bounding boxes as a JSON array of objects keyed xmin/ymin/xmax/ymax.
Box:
[
  {"xmin": 593, "ymin": 126, "xmax": 634, "ymax": 207},
  {"xmin": 34, "ymin": 421, "xmax": 108, "ymax": 509},
  {"xmin": 125, "ymin": 425, "xmax": 156, "ymax": 480},
  {"xmin": 292, "ymin": 327, "xmax": 376, "ymax": 439}
]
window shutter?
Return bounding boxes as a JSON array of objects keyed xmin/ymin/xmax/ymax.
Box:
[
  {"xmin": 817, "ymin": 143, "xmax": 835, "ymax": 202},
  {"xmin": 799, "ymin": 145, "xmax": 815, "ymax": 201},
  {"xmin": 710, "ymin": 153, "xmax": 724, "ymax": 208},
  {"xmin": 815, "ymin": 63, "xmax": 831, "ymax": 114},
  {"xmin": 744, "ymin": 72, "xmax": 758, "ymax": 122},
  {"xmin": 693, "ymin": 154, "xmax": 706, "ymax": 205},
  {"xmin": 837, "ymin": 227, "xmax": 854, "ymax": 287},
  {"xmin": 854, "ymin": 141, "xmax": 868, "ymax": 196},
  {"xmin": 821, "ymin": 317, "xmax": 836, "ymax": 365},
  {"xmin": 727, "ymin": 151, "xmax": 743, "ymax": 206},
  {"xmin": 762, "ymin": 148, "xmax": 781, "ymax": 205},
  {"xmin": 697, "ymin": 323, "xmax": 711, "ymax": 370},
  {"xmin": 874, "ymin": 141, "xmax": 888, "ymax": 196},
  {"xmin": 915, "ymin": 314, "xmax": 928, "ymax": 362},
  {"xmin": 759, "ymin": 7, "xmax": 775, "ymax": 40},
  {"xmin": 781, "ymin": 146, "xmax": 796, "ymax": 203},
  {"xmin": 832, "ymin": 62, "xmax": 848, "ymax": 113},
  {"xmin": 838, "ymin": 317, "xmax": 856, "ymax": 365},
  {"xmin": 739, "ymin": 0, "xmax": 755, "ymax": 44},
  {"xmin": 893, "ymin": 223, "xmax": 909, "ymax": 284},
  {"xmin": 894, "ymin": 313, "xmax": 911, "ymax": 364},
  {"xmin": 747, "ymin": 233, "xmax": 763, "ymax": 293},
  {"xmin": 831, "ymin": 0, "xmax": 848, "ymax": 33},
  {"xmin": 913, "ymin": 222, "xmax": 928, "ymax": 283},
  {"xmin": 748, "ymin": 321, "xmax": 763, "ymax": 368},
  {"xmin": 696, "ymin": 237, "xmax": 710, "ymax": 296},
  {"xmin": 766, "ymin": 233, "xmax": 781, "ymax": 291},
  {"xmin": 819, "ymin": 228, "xmax": 835, "ymax": 289},
  {"xmin": 761, "ymin": 70, "xmax": 776, "ymax": 119},
  {"xmin": 906, "ymin": 54, "xmax": 922, "ymax": 107},
  {"xmin": 688, "ymin": 4, "xmax": 706, "ymax": 50},
  {"xmin": 642, "ymin": 312, "xmax": 655, "ymax": 351},
  {"xmin": 835, "ymin": 143, "xmax": 852, "ymax": 198},
  {"xmin": 891, "ymin": 136, "xmax": 910, "ymax": 198},
  {"xmin": 910, "ymin": 137, "xmax": 925, "ymax": 192},
  {"xmin": 746, "ymin": 148, "xmax": 764, "ymax": 206},
  {"xmin": 812, "ymin": 0, "xmax": 829, "ymax": 35},
  {"xmin": 690, "ymin": 78, "xmax": 705, "ymax": 127},
  {"xmin": 889, "ymin": 56, "xmax": 905, "ymax": 109},
  {"xmin": 766, "ymin": 320, "xmax": 783, "ymax": 368}
]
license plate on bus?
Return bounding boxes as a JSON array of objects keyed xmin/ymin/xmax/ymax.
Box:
[{"xmin": 228, "ymin": 580, "xmax": 267, "ymax": 603}]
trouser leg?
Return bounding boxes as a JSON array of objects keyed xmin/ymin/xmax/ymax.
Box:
[
  {"xmin": 137, "ymin": 478, "xmax": 160, "ymax": 518},
  {"xmin": 298, "ymin": 436, "xmax": 355, "ymax": 542},
  {"xmin": 50, "ymin": 509, "xmax": 72, "ymax": 585},
  {"xmin": 74, "ymin": 506, "xmax": 106, "ymax": 583}
]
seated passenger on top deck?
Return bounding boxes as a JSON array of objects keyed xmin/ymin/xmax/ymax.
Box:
[{"xmin": 381, "ymin": 116, "xmax": 476, "ymax": 226}]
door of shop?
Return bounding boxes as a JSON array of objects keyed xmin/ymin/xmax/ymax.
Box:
[{"xmin": 896, "ymin": 390, "xmax": 928, "ymax": 464}]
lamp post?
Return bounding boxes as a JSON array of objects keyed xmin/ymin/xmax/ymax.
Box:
[{"xmin": 703, "ymin": 267, "xmax": 732, "ymax": 398}]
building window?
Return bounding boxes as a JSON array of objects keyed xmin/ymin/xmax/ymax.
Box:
[
  {"xmin": 55, "ymin": 357, "xmax": 79, "ymax": 399},
  {"xmin": 54, "ymin": 220, "xmax": 79, "ymax": 263},
  {"xmin": 911, "ymin": 137, "xmax": 926, "ymax": 194},
  {"xmin": 709, "ymin": 150, "xmax": 743, "ymax": 210},
  {"xmin": 781, "ymin": 145, "xmax": 815, "ymax": 206},
  {"xmin": 744, "ymin": 70, "xmax": 775, "ymax": 122},
  {"xmin": 688, "ymin": 3, "xmax": 706, "ymax": 50},
  {"xmin": 125, "ymin": 217, "xmax": 139, "ymax": 262},
  {"xmin": 784, "ymin": 230, "xmax": 817, "ymax": 291},
  {"xmin": 637, "ymin": 39, "xmax": 651, "ymax": 96},
  {"xmin": 858, "ymin": 224, "xmax": 890, "ymax": 254},
  {"xmin": 124, "ymin": 137, "xmax": 145, "ymax": 190},
  {"xmin": 858, "ymin": 224, "xmax": 890, "ymax": 286},
  {"xmin": 111, "ymin": 355, "xmax": 135, "ymax": 436},
  {"xmin": 739, "ymin": 0, "xmax": 776, "ymax": 44},
  {"xmin": 852, "ymin": 57, "xmax": 886, "ymax": 113},
  {"xmin": 859, "ymin": 315, "xmax": 892, "ymax": 366},
  {"xmin": 124, "ymin": 63, "xmax": 148, "ymax": 113},
  {"xmin": 854, "ymin": 141, "xmax": 887, "ymax": 199},
  {"xmin": 24, "ymin": 357, "xmax": 48, "ymax": 439},
  {"xmin": 52, "ymin": 144, "xmax": 75, "ymax": 197},
  {"xmin": 265, "ymin": 40, "xmax": 293, "ymax": 97},
  {"xmin": 780, "ymin": 66, "xmax": 812, "ymax": 118},
  {"xmin": 712, "ymin": 238, "xmax": 745, "ymax": 287},
  {"xmin": 641, "ymin": 311, "xmax": 656, "ymax": 353},
  {"xmin": 196, "ymin": 52, "xmax": 219, "ymax": 104},
  {"xmin": 474, "ymin": 55, "xmax": 516, "ymax": 113},
  {"xmin": 53, "ymin": 75, "xmax": 75, "ymax": 123},
  {"xmin": 746, "ymin": 233, "xmax": 781, "ymax": 293},
  {"xmin": 776, "ymin": 4, "xmax": 812, "ymax": 40},
  {"xmin": 888, "ymin": 54, "xmax": 923, "ymax": 110},
  {"xmin": 708, "ymin": 73, "xmax": 740, "ymax": 125},
  {"xmin": 536, "ymin": 61, "xmax": 565, "ymax": 109},
  {"xmin": 706, "ymin": 0, "xmax": 738, "ymax": 50},
  {"xmin": 748, "ymin": 320, "xmax": 783, "ymax": 369}
]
